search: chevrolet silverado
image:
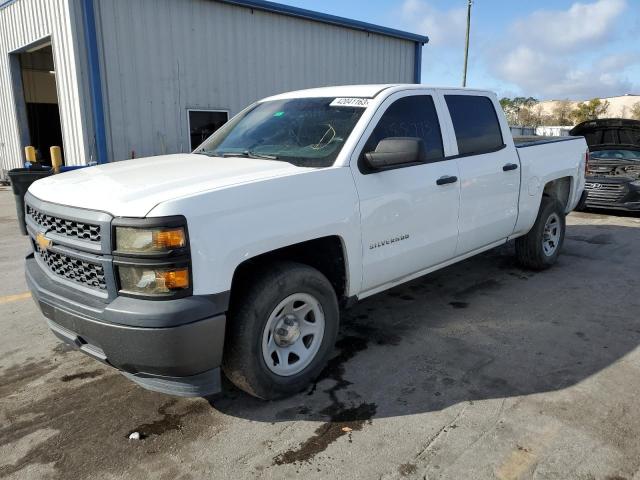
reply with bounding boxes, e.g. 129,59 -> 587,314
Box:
24,85 -> 588,399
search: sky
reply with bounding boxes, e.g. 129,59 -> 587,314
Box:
275,0 -> 640,100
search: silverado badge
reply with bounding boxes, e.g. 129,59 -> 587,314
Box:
369,234 -> 410,250
36,233 -> 52,251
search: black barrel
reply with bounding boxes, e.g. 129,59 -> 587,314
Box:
8,166 -> 52,235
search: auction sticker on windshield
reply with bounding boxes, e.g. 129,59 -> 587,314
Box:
330,98 -> 371,108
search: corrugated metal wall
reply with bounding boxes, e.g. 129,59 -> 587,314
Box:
95,0 -> 417,161
0,0 -> 93,172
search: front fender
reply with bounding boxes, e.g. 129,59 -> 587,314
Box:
148,167 -> 362,298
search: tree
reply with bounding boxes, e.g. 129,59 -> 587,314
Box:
551,100 -> 574,126
620,105 -> 627,119
631,102 -> 640,121
571,98 -> 610,124
518,103 -> 544,127
500,98 -> 518,125
499,97 -> 512,110
499,97 -> 539,126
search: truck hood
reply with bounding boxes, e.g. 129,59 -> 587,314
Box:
28,153 -> 308,217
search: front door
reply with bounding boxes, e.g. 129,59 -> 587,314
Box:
351,92 -> 461,293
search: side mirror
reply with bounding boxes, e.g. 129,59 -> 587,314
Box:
364,137 -> 425,170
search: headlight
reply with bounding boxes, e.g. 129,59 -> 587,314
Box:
113,217 -> 191,298
115,226 -> 186,254
118,265 -> 190,296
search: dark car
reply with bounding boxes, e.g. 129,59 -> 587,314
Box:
570,118 -> 640,211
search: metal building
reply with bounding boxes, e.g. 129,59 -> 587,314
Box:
0,0 -> 427,175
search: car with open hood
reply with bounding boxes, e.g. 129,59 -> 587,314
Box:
570,118 -> 640,211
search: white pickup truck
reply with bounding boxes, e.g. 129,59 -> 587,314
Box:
25,85 -> 588,399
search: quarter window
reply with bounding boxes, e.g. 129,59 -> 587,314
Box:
445,95 -> 504,156
362,95 -> 444,165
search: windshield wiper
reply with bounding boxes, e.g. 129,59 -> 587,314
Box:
219,150 -> 279,160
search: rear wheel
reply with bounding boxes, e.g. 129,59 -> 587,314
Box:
223,261 -> 339,399
515,196 -> 566,270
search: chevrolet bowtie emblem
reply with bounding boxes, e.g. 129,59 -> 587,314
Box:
36,232 -> 52,251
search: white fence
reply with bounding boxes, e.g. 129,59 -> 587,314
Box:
535,126 -> 572,137
510,126 -> 536,136
510,126 -> 573,137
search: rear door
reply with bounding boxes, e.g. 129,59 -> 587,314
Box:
438,92 -> 520,255
350,90 -> 460,293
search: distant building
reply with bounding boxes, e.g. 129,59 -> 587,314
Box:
0,0 -> 428,176
538,94 -> 640,121
510,126 -> 572,138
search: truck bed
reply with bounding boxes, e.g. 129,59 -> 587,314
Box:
513,136 -> 583,148
513,135 -> 586,229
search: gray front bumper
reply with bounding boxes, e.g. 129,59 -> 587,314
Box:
26,254 -> 227,397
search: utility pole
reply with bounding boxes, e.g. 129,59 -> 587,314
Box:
462,0 -> 473,87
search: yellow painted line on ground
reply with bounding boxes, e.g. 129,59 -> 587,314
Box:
0,292 -> 32,305
495,424 -> 560,480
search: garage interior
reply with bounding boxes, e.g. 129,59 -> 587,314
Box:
15,43 -> 63,166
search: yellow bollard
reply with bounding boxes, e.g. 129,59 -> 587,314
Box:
24,146 -> 36,164
50,146 -> 62,173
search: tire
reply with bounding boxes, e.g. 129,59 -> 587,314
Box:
573,202 -> 587,212
222,261 -> 339,399
515,195 -> 566,270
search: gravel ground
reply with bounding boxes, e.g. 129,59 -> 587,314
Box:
1,186 -> 639,480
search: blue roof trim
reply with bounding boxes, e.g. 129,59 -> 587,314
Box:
0,0 -> 17,9
216,0 -> 429,44
414,43 -> 422,83
81,0 -> 108,164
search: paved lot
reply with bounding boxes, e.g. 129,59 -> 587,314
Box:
1,186 -> 639,480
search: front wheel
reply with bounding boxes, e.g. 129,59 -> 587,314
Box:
223,261 -> 339,399
515,196 -> 566,270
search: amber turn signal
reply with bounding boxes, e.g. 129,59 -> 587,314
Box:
159,268 -> 190,290
116,226 -> 187,254
153,228 -> 186,250
118,265 -> 190,296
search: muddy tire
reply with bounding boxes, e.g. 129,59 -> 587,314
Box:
222,261 -> 339,400
515,195 -> 566,270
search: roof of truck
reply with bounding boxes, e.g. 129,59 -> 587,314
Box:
262,84 -> 493,101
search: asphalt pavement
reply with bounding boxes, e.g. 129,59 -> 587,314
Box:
1,186 -> 639,480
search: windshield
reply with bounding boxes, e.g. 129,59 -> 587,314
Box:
194,98 -> 367,168
590,149 -> 640,160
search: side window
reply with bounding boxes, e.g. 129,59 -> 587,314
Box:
445,95 -> 504,156
361,95 -> 444,165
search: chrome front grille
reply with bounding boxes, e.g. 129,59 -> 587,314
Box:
25,194 -> 114,299
26,204 -> 101,242
33,241 -> 107,291
584,182 -> 626,203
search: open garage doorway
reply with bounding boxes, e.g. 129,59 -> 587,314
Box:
13,43 -> 63,166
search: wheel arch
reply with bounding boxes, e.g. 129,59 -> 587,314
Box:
228,235 -> 350,307
542,176 -> 573,212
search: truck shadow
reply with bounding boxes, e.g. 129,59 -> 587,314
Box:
577,207 -> 640,219
210,221 -> 640,435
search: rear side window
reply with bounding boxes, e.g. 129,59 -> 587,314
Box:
363,95 -> 444,163
445,95 -> 504,156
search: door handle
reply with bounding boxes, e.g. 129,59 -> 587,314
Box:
436,175 -> 458,185
503,163 -> 518,171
